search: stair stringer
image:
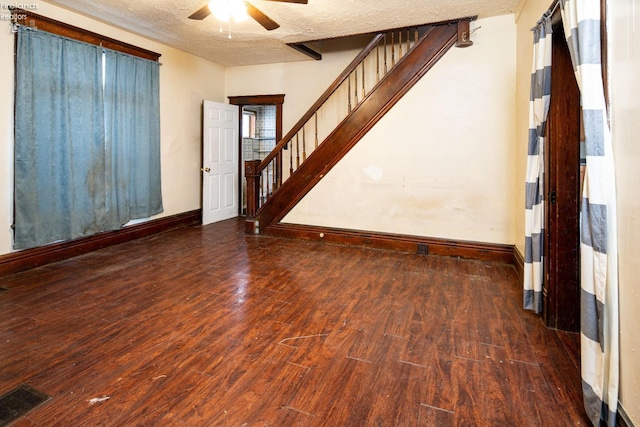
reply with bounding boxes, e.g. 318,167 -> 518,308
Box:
255,23 -> 459,234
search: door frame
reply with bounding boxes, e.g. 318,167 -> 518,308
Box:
228,94 -> 285,215
543,11 -> 582,331
543,0 -> 610,332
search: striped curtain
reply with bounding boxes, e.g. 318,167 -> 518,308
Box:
559,0 -> 619,425
523,13 -> 552,314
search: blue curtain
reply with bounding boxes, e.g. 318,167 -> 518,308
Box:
104,50 -> 163,225
14,28 -> 109,249
14,28 -> 163,250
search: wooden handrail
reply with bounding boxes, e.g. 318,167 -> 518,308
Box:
245,19 -> 475,234
257,32 -> 386,171
246,22 -> 468,222
246,26 -> 434,220
255,23 -> 460,232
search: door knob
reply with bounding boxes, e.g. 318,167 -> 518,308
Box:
201,167 -> 210,173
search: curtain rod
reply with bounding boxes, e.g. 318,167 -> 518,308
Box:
531,0 -> 561,30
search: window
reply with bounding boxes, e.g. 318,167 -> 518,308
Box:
12,11 -> 162,249
243,110 -> 257,138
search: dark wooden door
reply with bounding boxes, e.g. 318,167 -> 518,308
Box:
543,21 -> 581,331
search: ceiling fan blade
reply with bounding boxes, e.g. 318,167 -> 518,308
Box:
245,2 -> 280,31
188,4 -> 211,20
262,0 -> 308,3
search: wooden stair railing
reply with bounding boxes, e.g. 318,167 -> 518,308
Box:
246,19 -> 473,234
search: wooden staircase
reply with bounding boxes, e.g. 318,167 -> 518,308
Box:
245,19 -> 475,235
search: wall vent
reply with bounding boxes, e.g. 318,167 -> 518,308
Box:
0,384 -> 50,426
417,243 -> 429,255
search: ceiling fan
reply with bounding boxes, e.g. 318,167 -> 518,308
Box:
188,0 -> 308,31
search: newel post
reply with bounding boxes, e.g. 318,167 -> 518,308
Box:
455,20 -> 474,48
245,160 -> 261,229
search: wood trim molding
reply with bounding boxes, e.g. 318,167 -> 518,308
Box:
293,16 -> 478,46
513,245 -> 525,286
227,94 -> 285,215
0,210 -> 201,277
617,404 -> 635,427
265,222 -> 515,264
11,8 -> 161,61
287,42 -> 322,60
228,95 -> 285,106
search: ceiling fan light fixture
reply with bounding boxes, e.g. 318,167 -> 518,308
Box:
209,0 -> 249,23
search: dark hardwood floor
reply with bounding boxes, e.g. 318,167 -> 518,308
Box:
0,218 -> 588,426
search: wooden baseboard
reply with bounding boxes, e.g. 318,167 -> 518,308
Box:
513,246 -> 525,285
618,404 -> 636,427
0,210 -> 202,277
265,222 -> 515,264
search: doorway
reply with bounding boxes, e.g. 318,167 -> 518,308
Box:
228,95 -> 284,215
543,15 -> 582,332
241,105 -> 277,213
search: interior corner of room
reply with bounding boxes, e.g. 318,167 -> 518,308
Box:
0,0 -> 638,425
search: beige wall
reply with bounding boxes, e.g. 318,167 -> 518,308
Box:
609,1 -> 640,423
228,15 -> 517,245
515,0 -> 640,423
225,37 -> 371,133
285,15 -> 516,244
0,1 -> 226,256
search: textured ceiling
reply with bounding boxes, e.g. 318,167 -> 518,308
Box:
45,0 -> 519,67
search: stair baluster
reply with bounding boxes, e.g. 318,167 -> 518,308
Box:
302,126 -> 307,162
376,44 -> 380,83
361,61 -> 365,98
391,31 -> 395,67
244,21 -> 471,233
354,66 -> 358,105
384,33 -> 388,74
348,75 -> 352,112
289,139 -> 293,176
314,113 -> 318,149
295,134 -> 300,169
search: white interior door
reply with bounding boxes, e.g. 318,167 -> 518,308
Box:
202,100 -> 239,225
